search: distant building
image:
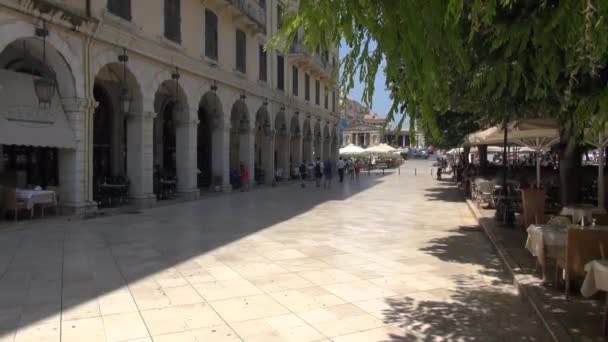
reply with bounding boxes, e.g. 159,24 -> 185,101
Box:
341,98 -> 409,148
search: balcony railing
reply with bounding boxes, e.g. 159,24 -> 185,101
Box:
226,0 -> 266,32
289,41 -> 333,78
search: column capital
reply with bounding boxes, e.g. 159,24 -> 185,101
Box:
126,111 -> 157,121
62,98 -> 97,113
176,119 -> 200,127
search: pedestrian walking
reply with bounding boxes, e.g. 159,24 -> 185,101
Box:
314,158 -> 322,187
323,159 -> 333,189
336,157 -> 346,183
299,160 -> 307,188
355,159 -> 362,179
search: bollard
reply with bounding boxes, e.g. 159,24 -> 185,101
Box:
382,168 -> 385,175
414,168 -> 417,176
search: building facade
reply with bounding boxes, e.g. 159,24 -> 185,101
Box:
341,98 -> 409,148
0,0 -> 340,213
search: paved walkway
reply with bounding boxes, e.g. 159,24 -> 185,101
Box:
0,160 -> 550,342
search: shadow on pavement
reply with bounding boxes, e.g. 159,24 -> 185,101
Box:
0,173 -> 391,338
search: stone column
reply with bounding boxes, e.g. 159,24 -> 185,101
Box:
176,116 -> 199,199
263,131 -> 275,185
241,128 -> 256,186
211,120 -> 231,191
363,133 -> 367,146
126,111 -> 156,206
291,134 -> 303,167
279,133 -> 291,180
59,98 -> 97,214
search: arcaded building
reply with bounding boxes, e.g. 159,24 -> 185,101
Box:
0,0 -> 340,213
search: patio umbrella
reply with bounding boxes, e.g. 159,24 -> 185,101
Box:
339,144 -> 365,154
585,128 -> 608,210
466,119 -> 560,188
366,143 -> 396,153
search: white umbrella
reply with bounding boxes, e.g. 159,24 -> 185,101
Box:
339,144 -> 365,154
467,119 -> 560,187
366,143 -> 396,153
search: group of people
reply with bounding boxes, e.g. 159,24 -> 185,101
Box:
298,157 -> 363,189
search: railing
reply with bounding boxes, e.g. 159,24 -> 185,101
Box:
289,41 -> 332,73
227,0 -> 266,31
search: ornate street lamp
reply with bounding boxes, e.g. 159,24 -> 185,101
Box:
118,48 -> 132,113
33,22 -> 56,109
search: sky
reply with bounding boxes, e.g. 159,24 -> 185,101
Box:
339,40 -> 407,129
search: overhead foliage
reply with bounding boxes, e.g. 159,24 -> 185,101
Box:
270,0 -> 608,140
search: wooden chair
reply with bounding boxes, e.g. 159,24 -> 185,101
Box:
3,188 -> 31,221
521,189 -> 546,228
556,228 -> 608,298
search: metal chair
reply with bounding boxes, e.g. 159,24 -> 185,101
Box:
4,188 -> 31,221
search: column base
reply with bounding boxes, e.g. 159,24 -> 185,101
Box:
178,189 -> 200,200
129,194 -> 157,208
60,201 -> 98,216
209,184 -> 232,192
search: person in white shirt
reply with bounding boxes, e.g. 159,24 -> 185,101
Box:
336,157 -> 346,183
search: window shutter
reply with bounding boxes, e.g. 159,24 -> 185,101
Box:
292,66 -> 298,96
108,0 -> 131,21
277,54 -> 284,90
305,74 -> 310,101
324,86 -> 328,109
205,10 -> 218,60
236,30 -> 246,73
259,45 -> 267,82
315,80 -> 320,105
165,0 -> 181,43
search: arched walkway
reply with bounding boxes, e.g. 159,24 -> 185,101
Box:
313,121 -> 322,161
152,76 -> 189,199
302,118 -> 313,162
274,110 -> 290,181
254,106 -> 272,184
290,115 -> 302,170
198,91 -> 222,189
322,125 -> 330,161
0,35 -> 87,210
229,99 -> 252,189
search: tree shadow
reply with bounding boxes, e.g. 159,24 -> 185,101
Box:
0,175 -> 389,339
382,284 -> 553,341
424,187 -> 466,202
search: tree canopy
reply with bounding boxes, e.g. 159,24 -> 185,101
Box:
272,0 -> 608,143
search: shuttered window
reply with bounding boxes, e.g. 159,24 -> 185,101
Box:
236,30 -> 247,73
277,54 -> 285,91
204,10 -> 218,60
324,86 -> 328,109
332,91 -> 336,112
108,0 -> 131,21
292,66 -> 298,96
315,80 -> 320,105
277,4 -> 283,30
164,0 -> 181,43
259,45 -> 267,82
304,73 -> 310,101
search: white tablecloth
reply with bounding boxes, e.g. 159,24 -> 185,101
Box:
561,205 -> 605,225
582,260 -> 608,298
15,189 -> 56,210
525,224 -> 568,266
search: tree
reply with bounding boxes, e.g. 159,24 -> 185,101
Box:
273,0 -> 608,204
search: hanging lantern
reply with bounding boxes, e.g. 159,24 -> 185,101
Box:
118,48 -> 132,113
171,67 -> 182,117
34,23 -> 56,109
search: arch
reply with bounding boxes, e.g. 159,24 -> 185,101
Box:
313,120 -> 322,160
198,90 -> 224,189
0,20 -> 83,99
302,117 -> 313,162
273,109 -> 290,180
229,99 -> 251,182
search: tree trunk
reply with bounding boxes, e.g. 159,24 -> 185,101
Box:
478,145 -> 488,174
558,121 -> 582,205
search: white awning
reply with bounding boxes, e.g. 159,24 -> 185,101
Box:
0,69 -> 76,149
340,144 -> 365,154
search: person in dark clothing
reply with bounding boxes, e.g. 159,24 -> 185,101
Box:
314,158 -> 322,188
323,159 -> 333,189
299,161 -> 307,188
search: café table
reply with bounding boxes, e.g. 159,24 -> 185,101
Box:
581,260 -> 608,336
561,204 -> 605,225
15,189 -> 56,211
526,224 -> 568,280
